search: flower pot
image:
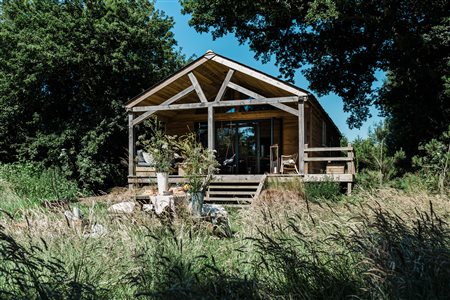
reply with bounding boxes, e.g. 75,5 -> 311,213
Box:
191,191 -> 204,217
156,172 -> 169,195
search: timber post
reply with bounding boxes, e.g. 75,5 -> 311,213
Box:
208,106 -> 215,150
128,112 -> 135,189
298,96 -> 306,174
347,143 -> 354,195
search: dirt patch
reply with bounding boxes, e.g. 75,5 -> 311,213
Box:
78,187 -> 137,206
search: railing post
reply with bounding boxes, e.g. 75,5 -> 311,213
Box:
208,106 -> 215,150
347,143 -> 354,195
298,96 -> 306,174
128,112 -> 135,190
347,143 -> 354,174
304,144 -> 309,174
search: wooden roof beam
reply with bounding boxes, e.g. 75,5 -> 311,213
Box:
126,57 -> 208,108
131,96 -> 299,112
214,69 -> 234,102
131,85 -> 195,126
227,81 -> 299,116
188,72 -> 207,103
210,55 -> 308,97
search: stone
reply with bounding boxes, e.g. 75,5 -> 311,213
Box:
64,207 -> 86,232
202,204 -> 232,238
84,224 -> 107,238
108,201 -> 135,214
150,195 -> 175,215
142,203 -> 153,212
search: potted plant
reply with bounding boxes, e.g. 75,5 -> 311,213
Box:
138,118 -> 177,195
178,133 -> 219,217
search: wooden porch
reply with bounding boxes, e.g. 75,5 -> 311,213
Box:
129,145 -> 355,205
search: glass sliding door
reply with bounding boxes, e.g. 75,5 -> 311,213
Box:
196,118 -> 281,174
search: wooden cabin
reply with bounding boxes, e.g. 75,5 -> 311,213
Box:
126,51 -> 355,203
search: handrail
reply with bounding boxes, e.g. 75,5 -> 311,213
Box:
304,157 -> 353,162
303,144 -> 355,175
304,146 -> 353,152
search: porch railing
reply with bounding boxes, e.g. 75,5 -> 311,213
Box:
303,144 -> 355,175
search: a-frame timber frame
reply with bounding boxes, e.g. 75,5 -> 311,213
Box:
126,50 -> 354,195
126,51 -> 308,178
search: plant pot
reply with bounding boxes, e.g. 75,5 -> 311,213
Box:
156,172 -> 169,195
191,191 -> 204,217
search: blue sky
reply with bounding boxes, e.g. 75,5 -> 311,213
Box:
155,1 -> 384,140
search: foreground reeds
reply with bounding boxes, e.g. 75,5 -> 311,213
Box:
0,187 -> 449,299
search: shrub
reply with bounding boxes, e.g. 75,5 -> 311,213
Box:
0,162 -> 80,209
304,180 -> 341,202
412,125 -> 450,194
353,122 -> 405,188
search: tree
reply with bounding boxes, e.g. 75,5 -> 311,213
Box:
0,0 -> 185,189
181,0 -> 450,158
353,122 -> 405,188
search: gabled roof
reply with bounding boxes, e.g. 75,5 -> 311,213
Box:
125,50 -> 308,109
125,50 -> 340,136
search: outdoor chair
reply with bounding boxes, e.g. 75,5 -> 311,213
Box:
280,154 -> 299,174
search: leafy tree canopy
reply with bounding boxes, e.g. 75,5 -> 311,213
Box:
181,0 -> 450,157
0,0 -> 185,189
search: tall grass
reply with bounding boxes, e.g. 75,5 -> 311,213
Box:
0,188 -> 449,299
0,163 -> 80,212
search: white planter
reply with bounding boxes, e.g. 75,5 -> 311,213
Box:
156,172 -> 169,195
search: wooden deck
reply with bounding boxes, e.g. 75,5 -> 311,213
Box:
129,145 -> 356,205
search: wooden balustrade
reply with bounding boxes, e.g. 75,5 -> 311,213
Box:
303,144 -> 355,175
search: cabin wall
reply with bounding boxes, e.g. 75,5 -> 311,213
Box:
306,100 -> 341,173
161,102 -> 340,174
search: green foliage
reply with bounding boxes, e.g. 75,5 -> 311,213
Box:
177,132 -> 219,192
304,180 -> 341,202
137,118 -> 178,173
0,0 -> 185,190
353,122 -> 405,188
0,226 -> 104,299
181,0 -> 450,159
347,205 -> 450,299
0,163 -> 80,210
412,125 -> 450,194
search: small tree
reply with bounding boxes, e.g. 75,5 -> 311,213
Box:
412,126 -> 450,194
354,122 -> 405,187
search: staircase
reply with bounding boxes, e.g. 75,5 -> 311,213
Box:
205,174 -> 266,206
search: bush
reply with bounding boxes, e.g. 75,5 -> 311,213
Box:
304,180 -> 341,201
0,162 -> 80,208
412,125 -> 450,194
353,122 -> 405,188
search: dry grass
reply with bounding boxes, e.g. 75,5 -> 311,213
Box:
1,186 -> 449,299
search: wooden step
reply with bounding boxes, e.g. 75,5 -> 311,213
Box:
208,190 -> 256,195
208,185 -> 259,189
204,174 -> 267,205
204,197 -> 253,203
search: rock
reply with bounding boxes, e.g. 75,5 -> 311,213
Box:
150,195 -> 175,215
108,201 -> 135,214
202,204 -> 232,238
84,224 -> 107,238
142,203 -> 153,212
64,207 -> 86,232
